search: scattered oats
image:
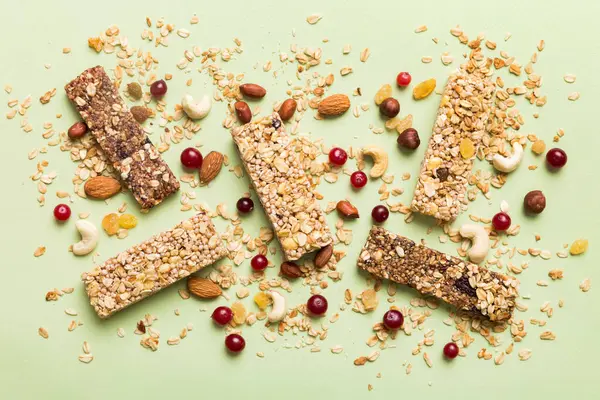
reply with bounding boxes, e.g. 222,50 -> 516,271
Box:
82,341 -> 91,354
38,327 -> 49,339
117,328 -> 125,338
167,337 -> 181,346
540,331 -> 556,340
563,74 -> 576,83
548,269 -> 564,280
423,352 -> 432,368
494,352 -> 505,365
568,92 -> 580,101
190,15 -> 199,24
256,352 -> 264,358
505,33 -> 512,41
414,25 -> 428,33
331,345 -> 344,354
537,40 -> 545,51
62,48 -> 71,54
34,246 -> 46,257
342,44 -> 351,54
236,287 -> 250,299
178,289 -> 190,300
360,48 -> 371,62
177,29 -> 190,38
421,56 -> 433,63
64,308 -> 78,316
68,320 -> 77,331
518,349 -> 532,361
580,278 -> 591,292
263,331 -> 276,343
4,85 -> 12,93
406,363 -> 412,375
78,354 -> 93,363
441,53 -> 453,65
306,14 -> 322,25
340,66 -> 353,76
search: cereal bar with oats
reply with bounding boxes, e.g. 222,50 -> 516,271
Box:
231,113 -> 333,261
410,72 -> 495,221
357,226 -> 518,321
81,212 -> 227,318
65,65 -> 179,208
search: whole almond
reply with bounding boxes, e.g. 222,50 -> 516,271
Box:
336,200 -> 359,218
239,83 -> 266,99
278,98 -> 297,121
234,101 -> 252,123
187,276 -> 222,298
318,94 -> 350,116
84,176 -> 121,199
280,261 -> 302,279
314,244 -> 333,268
199,151 -> 224,184
68,121 -> 88,139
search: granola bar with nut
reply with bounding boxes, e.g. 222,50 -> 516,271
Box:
357,226 -> 518,322
231,113 -> 333,260
65,66 -> 179,208
81,212 -> 227,318
410,72 -> 495,221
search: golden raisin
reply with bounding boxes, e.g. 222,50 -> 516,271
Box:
374,84 -> 392,105
118,214 -> 138,229
569,239 -> 588,255
361,289 -> 379,311
254,292 -> 271,310
412,79 -> 436,100
531,140 -> 546,155
459,138 -> 475,159
231,301 -> 247,325
102,213 -> 119,236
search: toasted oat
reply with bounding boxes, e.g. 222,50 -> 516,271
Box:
540,331 -> 556,340
580,278 -> 591,292
38,327 -> 49,339
306,14 -> 322,25
414,25 -> 428,33
421,56 -> 433,63
563,74 -> 576,83
518,349 -> 532,361
568,92 -> 580,101
34,246 -> 46,257
360,48 -> 371,62
78,354 -> 94,363
423,352 -> 433,368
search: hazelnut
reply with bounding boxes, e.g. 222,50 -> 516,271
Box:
379,97 -> 400,118
397,128 -> 420,150
524,190 -> 546,214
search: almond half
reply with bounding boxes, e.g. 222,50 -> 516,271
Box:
84,176 -> 121,199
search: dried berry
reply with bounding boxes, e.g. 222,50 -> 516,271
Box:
412,78 -> 436,100
397,128 -> 420,150
131,106 -> 151,123
127,82 -> 143,100
374,84 -> 392,105
231,302 -> 247,325
524,190 -> 546,214
459,138 -> 475,159
436,167 -> 449,182
102,213 -> 120,236
379,98 -> 400,118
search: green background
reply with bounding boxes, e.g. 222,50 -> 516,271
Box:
1,0 -> 598,398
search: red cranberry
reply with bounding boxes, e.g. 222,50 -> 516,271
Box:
236,197 -> 254,214
383,309 -> 404,330
150,79 -> 167,98
211,306 -> 233,326
546,148 -> 567,168
492,212 -> 511,231
443,342 -> 459,359
396,72 -> 412,87
180,147 -> 203,169
251,254 -> 268,271
53,204 -> 71,221
307,294 -> 328,315
371,205 -> 389,223
350,171 -> 368,189
329,147 -> 348,166
225,333 -> 245,353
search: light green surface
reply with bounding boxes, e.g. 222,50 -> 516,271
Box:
1,0 -> 599,398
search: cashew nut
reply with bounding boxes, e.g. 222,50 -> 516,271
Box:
267,290 -> 287,323
181,94 -> 211,120
362,146 -> 388,178
72,220 -> 99,256
459,224 -> 489,264
492,142 -> 523,173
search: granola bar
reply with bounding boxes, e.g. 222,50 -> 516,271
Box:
65,66 -> 179,208
231,113 -> 333,260
81,213 -> 227,318
410,72 -> 495,221
357,226 -> 518,321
